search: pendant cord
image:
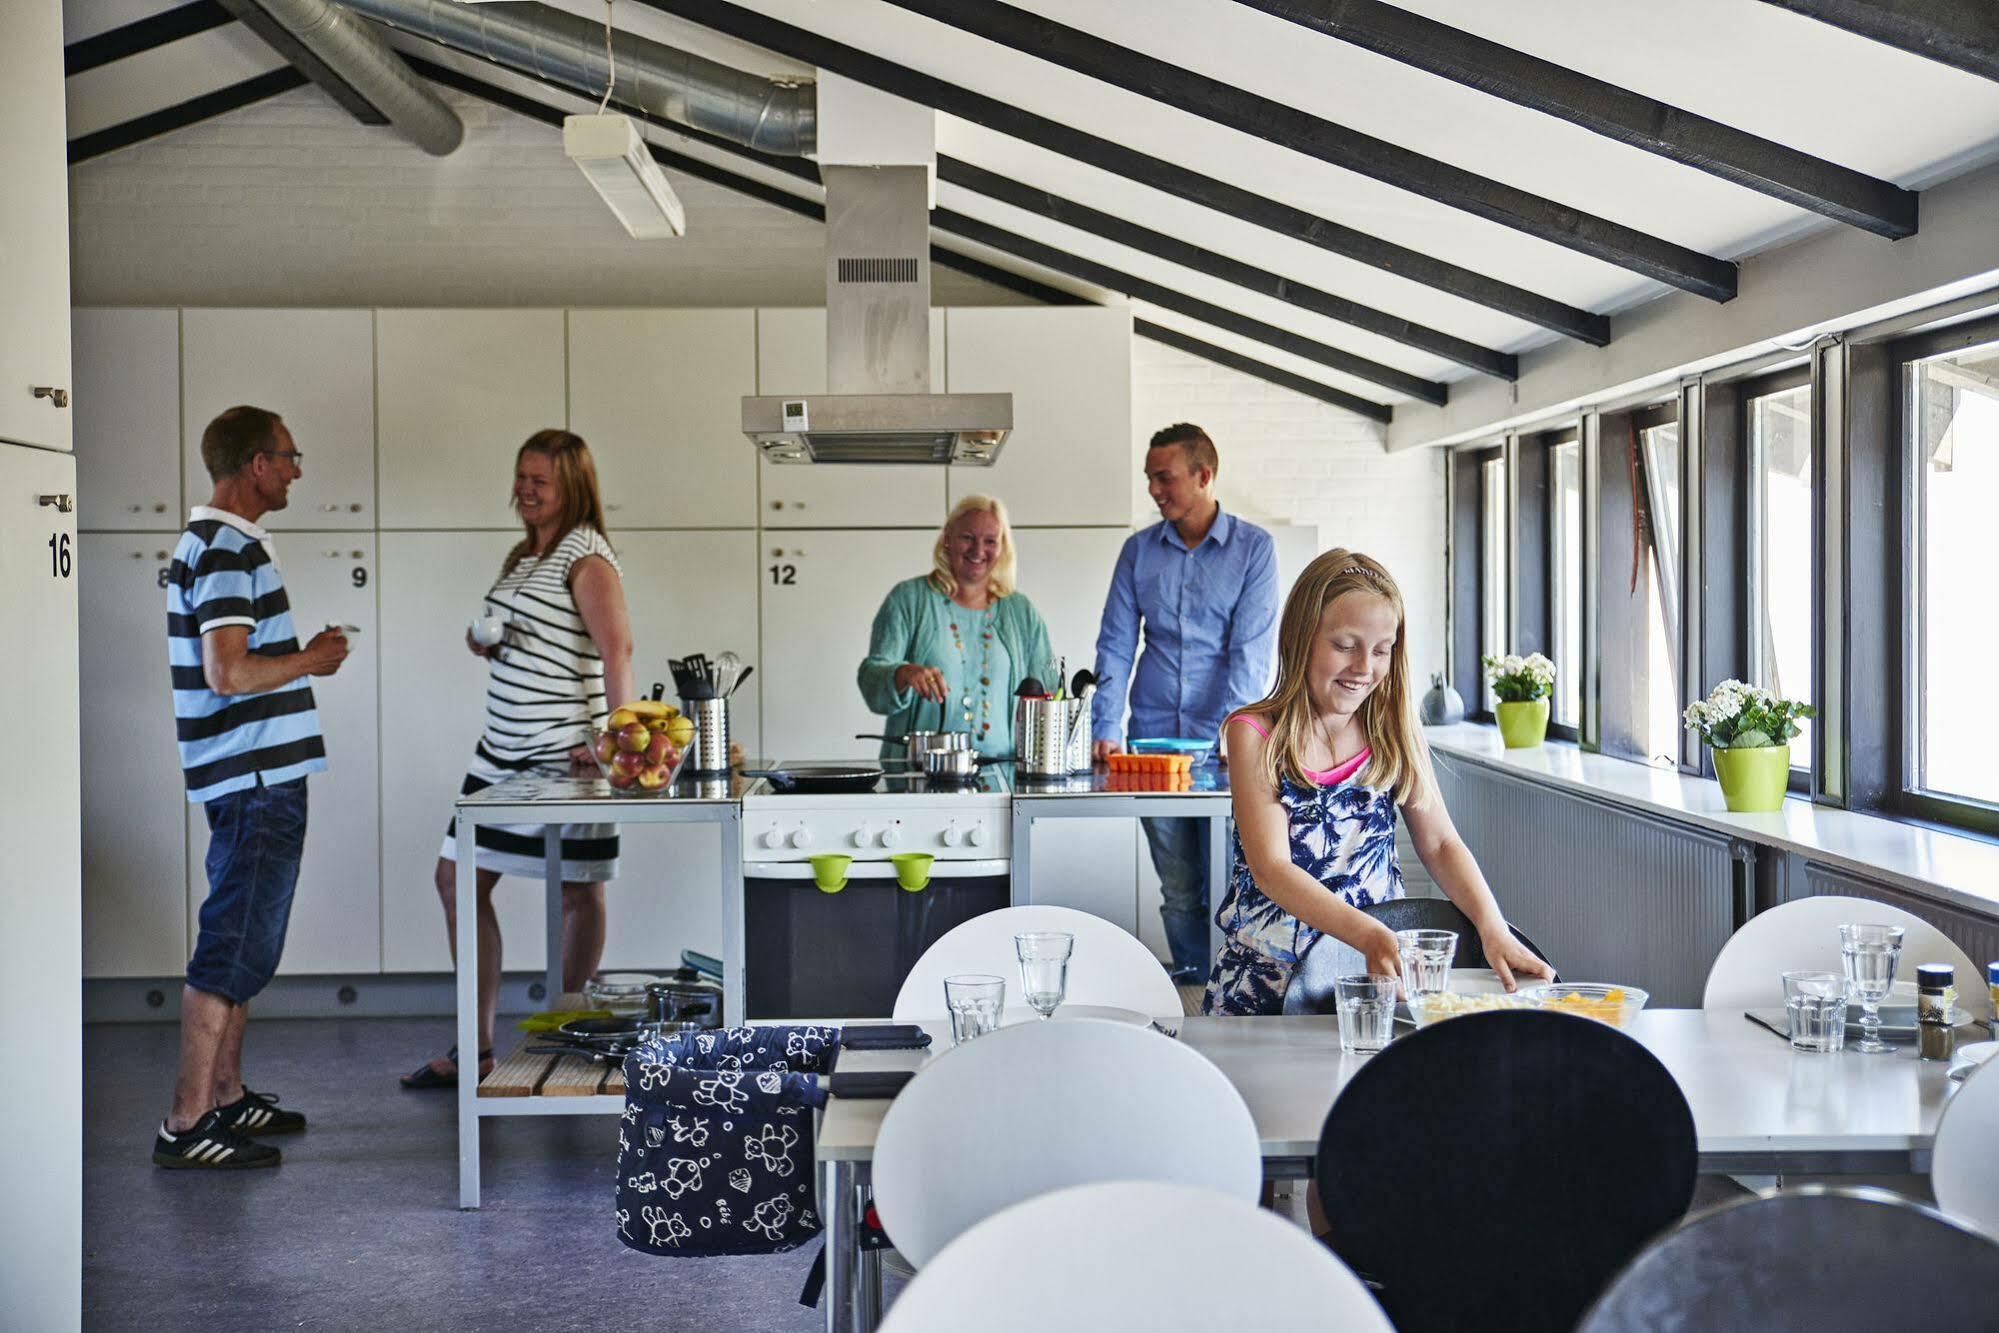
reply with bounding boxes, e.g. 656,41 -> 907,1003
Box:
597,0 -> 616,115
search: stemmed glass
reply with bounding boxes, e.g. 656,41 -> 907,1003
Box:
1014,932 -> 1074,1019
1839,923 -> 1905,1054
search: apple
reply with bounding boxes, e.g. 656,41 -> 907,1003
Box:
617,722 -> 651,753
607,707 -> 640,732
636,765 -> 670,791
663,715 -> 696,748
607,766 -> 637,789
644,733 -> 674,766
593,732 -> 619,766
612,749 -> 645,778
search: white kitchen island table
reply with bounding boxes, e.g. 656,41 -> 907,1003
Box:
813,1008 -> 1967,1333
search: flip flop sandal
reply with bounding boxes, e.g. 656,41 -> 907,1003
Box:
398,1045 -> 494,1090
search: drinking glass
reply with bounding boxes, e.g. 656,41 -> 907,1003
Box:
1014,932 -> 1074,1019
1839,923 -> 1905,1054
1395,929 -> 1458,998
943,974 -> 1005,1044
1334,974 -> 1399,1054
1782,970 -> 1847,1053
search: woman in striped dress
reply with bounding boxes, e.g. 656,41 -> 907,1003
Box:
402,430 -> 641,1089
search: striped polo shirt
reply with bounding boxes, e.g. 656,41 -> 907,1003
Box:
167,506 -> 327,804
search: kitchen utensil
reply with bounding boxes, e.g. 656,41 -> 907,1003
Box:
1055,656 -> 1066,700
1015,931 -> 1074,1019
890,851 -> 934,891
644,970 -> 723,1030
857,728 -> 972,766
739,764 -> 884,794
727,664 -> 754,697
1015,675 -> 1047,698
582,973 -> 662,1015
469,614 -> 507,646
1015,695 -> 1090,774
808,853 -> 853,892
685,697 -> 730,776
1070,667 -> 1096,695
923,747 -> 981,781
1131,737 -> 1218,765
716,650 -> 742,696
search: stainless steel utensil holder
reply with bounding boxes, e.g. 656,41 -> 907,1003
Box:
686,697 -> 730,776
1015,696 -> 1089,775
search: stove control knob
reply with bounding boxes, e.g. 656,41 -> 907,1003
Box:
851,828 -> 871,849
968,824 -> 989,847
941,825 -> 963,847
789,827 -> 815,849
761,827 -> 784,849
878,826 -> 902,848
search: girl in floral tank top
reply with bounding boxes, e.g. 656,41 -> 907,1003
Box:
1205,550 -> 1553,1017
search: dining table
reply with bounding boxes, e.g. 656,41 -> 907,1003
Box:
812,1008 -> 1969,1333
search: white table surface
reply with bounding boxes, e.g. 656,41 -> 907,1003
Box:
818,1010 -> 1965,1164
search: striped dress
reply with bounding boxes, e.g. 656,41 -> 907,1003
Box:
440,526 -> 623,881
166,507 -> 327,803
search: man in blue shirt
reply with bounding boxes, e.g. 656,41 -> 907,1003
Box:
153,406 -> 349,1171
1092,424 -> 1280,984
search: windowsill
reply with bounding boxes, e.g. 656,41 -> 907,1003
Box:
1424,722 -> 1999,919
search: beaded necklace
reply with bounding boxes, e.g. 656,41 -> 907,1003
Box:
945,595 -> 997,740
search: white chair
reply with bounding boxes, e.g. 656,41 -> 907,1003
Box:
879,1180 -> 1394,1333
870,1018 -> 1261,1269
892,904 -> 1184,1019
1933,1057 -> 1999,1241
1701,894 -> 1993,1020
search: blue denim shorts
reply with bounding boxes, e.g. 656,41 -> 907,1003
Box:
186,779 -> 308,1004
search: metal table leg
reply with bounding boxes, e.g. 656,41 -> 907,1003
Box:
720,807 -> 745,1026
543,825 -> 563,1004
1009,805 -> 1034,905
822,1157 -> 858,1333
1207,812 -> 1230,970
456,811 -> 481,1210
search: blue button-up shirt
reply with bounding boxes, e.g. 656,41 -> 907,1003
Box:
1091,507 -> 1280,745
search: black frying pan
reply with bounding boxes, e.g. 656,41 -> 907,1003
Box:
739,764 -> 885,794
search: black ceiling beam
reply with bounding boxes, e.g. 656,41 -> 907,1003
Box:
65,0 -> 231,75
1232,0 -> 1916,239
872,0 -> 1737,301
406,57 -> 1385,418
939,156 -> 1513,380
212,0 -> 391,126
68,67 -> 308,164
1759,0 -> 1999,84
638,0 -> 1607,346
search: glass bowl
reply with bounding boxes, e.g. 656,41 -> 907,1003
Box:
583,973 -> 663,1015
590,707 -> 696,796
1522,982 -> 1650,1028
1406,990 -> 1538,1027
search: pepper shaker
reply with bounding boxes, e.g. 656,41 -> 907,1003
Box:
1916,964 -> 1955,1062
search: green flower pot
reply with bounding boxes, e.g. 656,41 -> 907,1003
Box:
1712,744 -> 1790,812
1496,697 -> 1549,748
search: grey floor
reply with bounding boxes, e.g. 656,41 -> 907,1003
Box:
84,1015 -> 853,1331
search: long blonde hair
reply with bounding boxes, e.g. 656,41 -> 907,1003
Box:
1244,549 -> 1438,809
928,494 -> 1018,599
503,429 -> 611,574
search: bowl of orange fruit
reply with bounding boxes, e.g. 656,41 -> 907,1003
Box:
1521,982 -> 1649,1028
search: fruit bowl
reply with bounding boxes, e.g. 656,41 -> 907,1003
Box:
1522,982 -> 1649,1028
1406,990 -> 1538,1027
590,702 -> 697,796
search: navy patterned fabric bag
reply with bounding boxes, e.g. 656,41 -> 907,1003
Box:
616,1025 -> 837,1257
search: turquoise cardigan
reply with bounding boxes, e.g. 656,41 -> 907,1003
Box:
858,576 -> 1055,759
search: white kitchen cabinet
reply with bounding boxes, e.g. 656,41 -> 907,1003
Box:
1007,526 -> 1131,678
755,308 -> 948,529
181,309 -> 376,531
568,309 -> 758,529
597,531 -> 759,970
759,527 -> 939,760
79,534 -> 190,977
0,2 -> 72,455
185,537 -> 382,974
0,443 -> 81,1333
377,310 -> 566,529
946,307 -> 1132,527
72,309 -> 181,531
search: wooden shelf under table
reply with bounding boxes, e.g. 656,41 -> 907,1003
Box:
477,993 -> 629,1099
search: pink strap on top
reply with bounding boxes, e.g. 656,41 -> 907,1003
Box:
1226,714 -> 1371,786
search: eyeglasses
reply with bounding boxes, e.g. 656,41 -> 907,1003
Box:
259,449 -> 304,465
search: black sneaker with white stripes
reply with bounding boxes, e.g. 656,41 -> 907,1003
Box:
152,1110 -> 281,1170
215,1087 -> 306,1136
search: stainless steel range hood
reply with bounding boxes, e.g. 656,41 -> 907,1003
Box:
743,165 -> 1012,465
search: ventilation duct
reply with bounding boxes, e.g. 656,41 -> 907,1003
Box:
218,0 -> 464,155
338,0 -> 816,156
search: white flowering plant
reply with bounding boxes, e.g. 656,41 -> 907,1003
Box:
1682,679 -> 1815,749
1481,652 -> 1556,704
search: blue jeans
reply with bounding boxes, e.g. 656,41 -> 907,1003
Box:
186,779 -> 308,1004
1141,816 -> 1212,979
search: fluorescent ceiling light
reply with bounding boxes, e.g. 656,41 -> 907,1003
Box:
562,113 -> 686,240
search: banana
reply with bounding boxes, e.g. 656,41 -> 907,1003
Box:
626,699 -> 678,722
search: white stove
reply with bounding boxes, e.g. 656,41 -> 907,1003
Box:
741,761 -> 1011,861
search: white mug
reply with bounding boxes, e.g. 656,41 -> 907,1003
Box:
469,614 -> 507,646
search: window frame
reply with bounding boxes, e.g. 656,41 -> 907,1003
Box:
1737,364 -> 1816,794
1542,429 -> 1584,740
1475,446 -> 1509,720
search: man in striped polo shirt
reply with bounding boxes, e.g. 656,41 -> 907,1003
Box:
153,406 -> 350,1171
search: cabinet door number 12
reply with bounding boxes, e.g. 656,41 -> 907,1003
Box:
769,563 -> 797,586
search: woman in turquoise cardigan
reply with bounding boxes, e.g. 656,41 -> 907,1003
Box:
859,495 -> 1056,760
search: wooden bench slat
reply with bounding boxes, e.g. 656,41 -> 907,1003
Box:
542,1055 -> 611,1096
480,1043 -> 556,1097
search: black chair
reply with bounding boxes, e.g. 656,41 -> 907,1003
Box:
1315,1009 -> 1695,1333
1282,897 -> 1554,1015
1578,1188 -> 1999,1331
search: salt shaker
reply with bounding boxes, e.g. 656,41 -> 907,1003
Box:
1915,964 -> 1955,1062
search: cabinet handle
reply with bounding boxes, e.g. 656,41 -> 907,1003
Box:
31,386 -> 69,409
154,502 -> 167,513
349,503 -> 363,512
320,504 -> 339,513
771,500 -> 784,510
156,551 -> 169,561
37,494 -> 74,512
607,502 -> 624,512
325,550 -> 342,558
128,504 -> 143,513
350,550 -> 363,559
770,548 -> 784,558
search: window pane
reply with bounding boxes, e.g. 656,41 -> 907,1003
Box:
1911,345 -> 1999,806
1641,422 -> 1681,624
1480,456 -> 1508,712
1550,442 -> 1581,725
1638,419 -> 1682,761
1645,555 -> 1678,764
1749,385 -> 1814,768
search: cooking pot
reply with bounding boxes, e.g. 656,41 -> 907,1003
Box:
646,968 -> 724,1030
855,728 -> 972,766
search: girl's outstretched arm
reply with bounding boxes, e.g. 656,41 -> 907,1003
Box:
1401,794 -> 1556,991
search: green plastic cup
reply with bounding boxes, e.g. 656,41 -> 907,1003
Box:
808,853 -> 852,893
890,852 -> 934,892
